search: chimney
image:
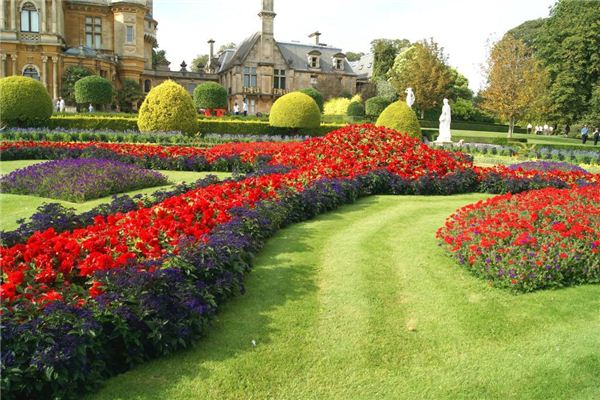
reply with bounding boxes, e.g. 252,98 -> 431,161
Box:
309,31 -> 321,45
259,0 -> 276,37
207,39 -> 215,71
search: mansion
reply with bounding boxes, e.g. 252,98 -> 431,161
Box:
0,0 -> 373,113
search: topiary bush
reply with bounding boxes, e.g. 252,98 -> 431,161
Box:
299,88 -> 324,112
365,96 -> 391,118
323,97 -> 352,116
193,82 -> 228,110
138,80 -> 198,134
0,76 -> 53,127
347,101 -> 365,117
74,75 -> 113,106
269,92 -> 321,129
375,101 -> 422,138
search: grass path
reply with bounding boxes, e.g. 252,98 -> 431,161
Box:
88,195 -> 600,400
0,160 -> 230,230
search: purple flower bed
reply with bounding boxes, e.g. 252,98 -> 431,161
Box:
0,159 -> 169,202
507,161 -> 589,174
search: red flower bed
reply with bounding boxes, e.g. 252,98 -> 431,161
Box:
436,185 -> 600,291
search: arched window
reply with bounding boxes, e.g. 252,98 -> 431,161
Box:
144,79 -> 151,92
20,3 -> 39,33
23,65 -> 40,80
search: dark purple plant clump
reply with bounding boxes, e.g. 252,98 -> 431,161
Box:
508,161 -> 589,174
0,159 -> 169,202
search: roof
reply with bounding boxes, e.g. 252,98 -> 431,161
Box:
63,46 -> 114,61
349,53 -> 374,80
276,42 -> 355,74
218,32 -> 261,72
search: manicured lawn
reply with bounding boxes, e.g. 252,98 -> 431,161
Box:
87,194 -> 600,400
451,129 -> 596,148
0,160 -> 231,231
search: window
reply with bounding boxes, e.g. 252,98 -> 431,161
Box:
310,57 -> 318,68
100,70 -> 107,78
20,3 -> 39,32
85,17 -> 102,48
126,26 -> 134,43
243,67 -> 257,88
310,75 -> 318,85
274,69 -> 286,90
23,65 -> 40,80
336,59 -> 343,70
144,79 -> 152,92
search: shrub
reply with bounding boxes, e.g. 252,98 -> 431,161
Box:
138,80 -> 198,134
365,97 -> 391,118
74,75 -> 113,106
0,76 -> 53,127
323,97 -> 351,115
193,82 -> 228,110
61,65 -> 93,104
375,101 -> 422,138
269,92 -> 321,129
299,88 -> 324,112
347,101 -> 365,117
116,79 -> 144,112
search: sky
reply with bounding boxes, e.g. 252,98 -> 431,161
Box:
154,0 -> 556,92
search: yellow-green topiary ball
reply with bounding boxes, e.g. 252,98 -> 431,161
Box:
269,92 -> 321,129
138,80 -> 197,134
375,101 -> 422,138
0,76 -> 53,127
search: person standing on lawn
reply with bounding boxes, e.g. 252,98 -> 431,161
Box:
233,102 -> 239,115
527,123 -> 532,134
593,127 -> 599,146
243,99 -> 248,116
581,125 -> 589,144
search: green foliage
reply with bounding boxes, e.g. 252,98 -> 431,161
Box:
365,97 -> 391,118
198,120 -> 342,137
375,79 -> 399,102
299,88 -> 324,112
49,115 -> 138,131
193,82 -> 228,110
269,92 -> 321,129
191,54 -> 209,72
447,68 -> 473,101
61,66 -> 93,104
74,75 -> 113,105
507,18 -> 546,51
324,97 -> 352,116
370,38 -> 411,80
0,76 -> 53,127
584,84 -> 600,127
345,51 -> 364,62
116,79 -> 144,113
152,48 -> 169,69
346,101 -> 365,117
375,101 -> 422,138
138,80 -> 198,134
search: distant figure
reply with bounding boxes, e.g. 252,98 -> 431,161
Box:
527,123 -> 532,134
243,99 -> 248,116
405,88 -> 415,109
564,124 -> 570,137
543,124 -> 549,134
59,97 -> 65,113
549,126 -> 554,135
55,99 -> 60,113
233,102 -> 239,115
581,125 -> 589,144
593,127 -> 599,146
435,98 -> 452,143
88,103 -> 94,113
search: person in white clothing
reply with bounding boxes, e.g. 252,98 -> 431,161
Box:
59,97 -> 66,113
233,102 -> 239,115
88,104 -> 94,113
527,123 -> 532,134
243,99 -> 248,116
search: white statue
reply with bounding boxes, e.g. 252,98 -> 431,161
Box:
436,98 -> 452,143
405,87 -> 415,109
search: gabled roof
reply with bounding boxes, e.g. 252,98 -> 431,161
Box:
276,42 -> 355,74
218,32 -> 261,72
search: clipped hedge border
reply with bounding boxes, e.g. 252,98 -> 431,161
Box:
419,119 -> 527,134
0,129 -> 201,145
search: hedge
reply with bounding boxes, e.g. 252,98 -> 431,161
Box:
419,119 -> 527,134
193,82 -> 228,110
269,92 -> 321,129
0,76 -> 53,127
138,81 -> 198,134
74,76 -> 113,105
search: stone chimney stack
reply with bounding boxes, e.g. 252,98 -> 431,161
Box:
259,0 -> 275,37
207,39 -> 215,70
309,31 -> 321,45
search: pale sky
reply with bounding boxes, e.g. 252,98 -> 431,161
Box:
154,0 -> 555,92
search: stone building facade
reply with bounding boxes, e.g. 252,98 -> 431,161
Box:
0,0 -> 216,102
214,0 -> 358,114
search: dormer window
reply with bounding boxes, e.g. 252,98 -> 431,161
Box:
332,53 -> 346,71
307,50 -> 322,69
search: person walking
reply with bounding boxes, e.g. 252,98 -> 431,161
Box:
243,99 -> 248,116
59,97 -> 66,113
564,124 -> 570,137
593,127 -> 599,146
88,103 -> 94,113
581,125 -> 589,144
55,99 -> 60,113
233,102 -> 239,115
527,123 -> 532,134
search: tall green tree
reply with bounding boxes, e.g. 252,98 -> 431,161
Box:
536,0 -> 600,123
61,66 -> 93,104
191,54 -> 209,72
346,52 -> 365,62
447,67 -> 473,101
370,38 -> 410,80
480,35 -> 550,137
152,48 -> 169,68
388,39 -> 452,118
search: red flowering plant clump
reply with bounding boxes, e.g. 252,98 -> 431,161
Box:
436,185 -> 600,292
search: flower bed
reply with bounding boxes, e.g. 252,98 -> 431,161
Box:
506,160 -> 589,174
0,159 -> 169,202
437,185 -> 600,292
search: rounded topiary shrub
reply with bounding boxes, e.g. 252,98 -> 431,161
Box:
269,92 -> 321,129
74,75 -> 113,105
299,87 -> 324,112
0,76 -> 53,127
138,80 -> 197,134
375,101 -> 421,138
193,82 -> 228,110
347,101 -> 365,117
365,96 -> 391,118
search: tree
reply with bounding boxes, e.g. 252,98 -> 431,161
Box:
447,67 -> 473,101
315,76 -> 345,100
219,42 -> 237,53
507,18 -> 546,51
74,75 -> 113,108
193,82 -> 228,110
61,66 -> 93,104
346,51 -> 364,62
116,79 -> 144,113
375,79 -> 398,103
480,35 -> 550,137
152,48 -> 169,69
388,39 -> 452,119
370,38 -> 410,80
191,54 -> 209,72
